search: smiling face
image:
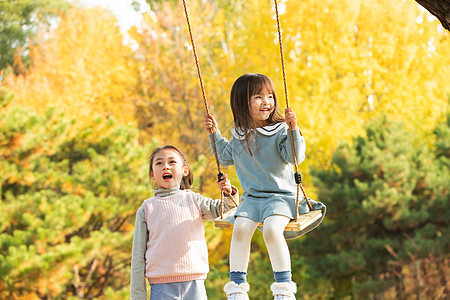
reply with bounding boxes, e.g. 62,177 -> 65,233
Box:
230,74 -> 283,131
150,148 -> 189,189
249,88 -> 275,127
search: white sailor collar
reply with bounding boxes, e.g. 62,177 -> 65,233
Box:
231,122 -> 287,140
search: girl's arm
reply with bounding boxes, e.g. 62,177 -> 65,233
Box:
204,113 -> 235,166
196,188 -> 239,221
280,108 -> 306,164
196,175 -> 240,221
130,206 -> 148,300
279,128 -> 306,165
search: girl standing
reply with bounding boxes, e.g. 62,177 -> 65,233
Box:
204,74 -> 325,300
130,145 -> 239,300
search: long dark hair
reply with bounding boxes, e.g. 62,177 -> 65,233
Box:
148,145 -> 193,190
230,73 -> 284,155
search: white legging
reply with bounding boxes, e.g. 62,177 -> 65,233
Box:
229,215 -> 291,272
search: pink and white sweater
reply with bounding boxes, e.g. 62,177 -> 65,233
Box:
144,189 -> 209,283
130,186 -> 238,299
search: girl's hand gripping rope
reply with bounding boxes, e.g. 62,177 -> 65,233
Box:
204,113 -> 218,133
217,173 -> 238,206
285,108 -> 298,130
217,173 -> 232,195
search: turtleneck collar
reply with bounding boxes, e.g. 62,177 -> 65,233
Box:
154,185 -> 182,198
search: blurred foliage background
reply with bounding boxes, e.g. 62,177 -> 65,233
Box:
0,0 -> 448,299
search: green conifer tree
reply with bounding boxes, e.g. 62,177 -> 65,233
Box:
296,115 -> 449,299
0,89 -> 152,299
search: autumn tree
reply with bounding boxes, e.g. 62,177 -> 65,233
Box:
0,0 -> 69,74
137,0 -> 450,188
132,0 -> 247,198
4,5 -> 138,125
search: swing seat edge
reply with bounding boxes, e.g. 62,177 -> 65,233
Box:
214,210 -> 322,231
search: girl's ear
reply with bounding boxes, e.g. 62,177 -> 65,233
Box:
182,165 -> 189,176
149,171 -> 154,179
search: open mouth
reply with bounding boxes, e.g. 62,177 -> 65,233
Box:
162,174 -> 173,180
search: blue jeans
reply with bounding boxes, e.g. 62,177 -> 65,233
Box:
150,280 -> 208,300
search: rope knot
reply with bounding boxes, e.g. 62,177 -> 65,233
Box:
294,172 -> 302,184
217,172 -> 224,182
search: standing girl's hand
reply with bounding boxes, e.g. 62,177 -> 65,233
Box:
204,113 -> 218,133
285,108 -> 298,130
217,173 -> 234,195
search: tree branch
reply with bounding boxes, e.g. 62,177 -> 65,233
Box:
415,0 -> 450,31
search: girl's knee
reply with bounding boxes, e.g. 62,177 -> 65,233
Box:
262,222 -> 285,243
263,227 -> 281,242
233,219 -> 256,242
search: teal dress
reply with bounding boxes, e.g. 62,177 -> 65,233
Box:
209,122 -> 326,239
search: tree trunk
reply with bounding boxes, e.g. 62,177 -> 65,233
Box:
415,0 -> 450,31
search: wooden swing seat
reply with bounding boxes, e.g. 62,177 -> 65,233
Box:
214,209 -> 322,231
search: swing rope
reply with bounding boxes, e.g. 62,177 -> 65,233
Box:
181,0 -> 313,222
181,0 -> 236,217
273,0 -> 313,218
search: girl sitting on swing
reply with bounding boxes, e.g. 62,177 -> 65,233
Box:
204,73 -> 325,300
